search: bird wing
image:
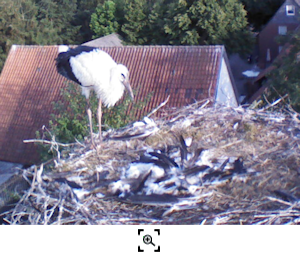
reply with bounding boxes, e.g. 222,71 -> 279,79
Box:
68,48 -> 117,88
56,46 -> 98,85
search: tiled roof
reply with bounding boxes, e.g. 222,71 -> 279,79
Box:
107,45 -> 225,114
0,45 -> 67,165
0,45 -> 230,165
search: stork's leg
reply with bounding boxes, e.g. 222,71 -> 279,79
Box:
97,99 -> 102,142
86,99 -> 96,148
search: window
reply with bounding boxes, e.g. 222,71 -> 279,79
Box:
286,5 -> 295,16
278,25 -> 287,35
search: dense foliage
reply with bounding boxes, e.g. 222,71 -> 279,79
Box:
0,0 -> 84,69
90,1 -> 119,38
90,0 -> 254,55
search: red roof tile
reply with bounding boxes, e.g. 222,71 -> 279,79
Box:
0,45 -> 234,165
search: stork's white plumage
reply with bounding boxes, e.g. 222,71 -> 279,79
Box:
56,45 -> 134,147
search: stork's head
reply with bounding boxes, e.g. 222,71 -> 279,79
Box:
116,64 -> 134,101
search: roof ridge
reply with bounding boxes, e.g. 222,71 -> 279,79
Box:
11,44 -> 224,48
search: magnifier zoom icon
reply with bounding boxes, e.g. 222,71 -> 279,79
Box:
143,234 -> 155,247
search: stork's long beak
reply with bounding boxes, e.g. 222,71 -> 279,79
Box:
124,80 -> 134,101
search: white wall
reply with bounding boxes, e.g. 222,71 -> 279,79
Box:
216,57 -> 238,107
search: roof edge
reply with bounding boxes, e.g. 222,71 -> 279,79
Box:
9,44 -> 225,49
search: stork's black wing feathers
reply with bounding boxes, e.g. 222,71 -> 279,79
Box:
56,46 -> 97,85
149,152 -> 179,168
54,178 -> 82,189
179,135 -> 188,166
135,155 -> 170,170
183,165 -> 210,176
68,46 -> 97,56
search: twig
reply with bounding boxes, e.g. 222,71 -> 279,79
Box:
219,139 -> 243,149
263,94 -> 289,110
147,95 -> 170,117
266,196 -> 293,207
23,139 -> 76,147
57,199 -> 65,225
199,99 -> 211,109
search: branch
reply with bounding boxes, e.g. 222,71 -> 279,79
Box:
263,94 -> 289,110
147,95 -> 170,117
23,139 -> 76,147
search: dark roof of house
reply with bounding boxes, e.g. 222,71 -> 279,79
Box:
266,0 -> 300,24
0,45 -> 234,165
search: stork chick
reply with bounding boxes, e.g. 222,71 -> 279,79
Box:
56,45 -> 134,147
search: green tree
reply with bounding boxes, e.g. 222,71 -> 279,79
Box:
0,0 -> 81,70
35,0 -> 80,44
265,34 -> 300,111
163,0 -> 253,54
147,0 -> 171,44
74,0 -> 107,43
0,0 -> 39,69
120,0 -> 148,44
163,0 -> 198,45
89,0 -> 253,54
190,0 -> 253,54
90,0 -> 120,38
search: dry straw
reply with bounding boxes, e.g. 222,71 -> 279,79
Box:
3,99 -> 300,224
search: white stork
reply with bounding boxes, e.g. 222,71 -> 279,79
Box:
56,45 -> 134,147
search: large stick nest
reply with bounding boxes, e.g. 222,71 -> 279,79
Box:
4,101 -> 300,224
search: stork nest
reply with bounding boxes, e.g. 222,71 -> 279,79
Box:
3,100 -> 300,225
